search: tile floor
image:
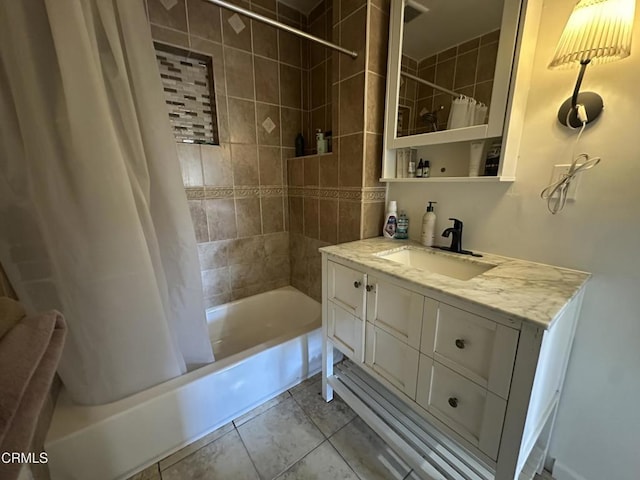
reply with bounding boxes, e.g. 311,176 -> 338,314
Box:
128,372 -> 551,480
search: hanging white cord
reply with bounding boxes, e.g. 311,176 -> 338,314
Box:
540,120 -> 601,214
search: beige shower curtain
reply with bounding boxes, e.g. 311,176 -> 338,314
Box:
0,0 -> 214,404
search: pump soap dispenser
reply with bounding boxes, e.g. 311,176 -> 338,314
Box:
420,201 -> 437,247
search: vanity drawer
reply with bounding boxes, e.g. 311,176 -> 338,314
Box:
327,261 -> 366,318
327,301 -> 364,362
417,358 -> 506,460
421,303 -> 518,399
365,323 -> 419,399
366,275 -> 424,349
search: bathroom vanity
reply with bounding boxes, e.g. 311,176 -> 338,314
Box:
320,238 -> 590,480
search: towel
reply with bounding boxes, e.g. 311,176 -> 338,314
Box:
0,297 -> 25,339
0,308 -> 67,480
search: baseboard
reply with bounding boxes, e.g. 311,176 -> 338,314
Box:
552,460 -> 588,480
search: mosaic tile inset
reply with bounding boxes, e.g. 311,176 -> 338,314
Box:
155,44 -> 218,144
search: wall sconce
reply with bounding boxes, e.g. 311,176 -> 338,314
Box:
549,0 -> 635,128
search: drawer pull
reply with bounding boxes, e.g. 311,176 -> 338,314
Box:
353,281 -> 362,288
455,338 -> 466,349
448,397 -> 458,408
365,284 -> 374,292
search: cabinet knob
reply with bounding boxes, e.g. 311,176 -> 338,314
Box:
448,397 -> 458,408
455,338 -> 465,349
353,281 -> 362,288
365,284 -> 374,292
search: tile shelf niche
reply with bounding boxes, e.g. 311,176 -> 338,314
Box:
380,176 -> 515,183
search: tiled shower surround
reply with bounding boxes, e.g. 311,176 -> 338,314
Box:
400,29 -> 500,134
147,0 -> 389,305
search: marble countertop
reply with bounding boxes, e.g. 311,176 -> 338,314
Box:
320,237 -> 590,329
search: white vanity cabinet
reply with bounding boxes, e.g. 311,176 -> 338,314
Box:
321,251 -> 587,480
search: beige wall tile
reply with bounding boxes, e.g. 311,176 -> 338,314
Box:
265,254 -> 290,281
338,200 -> 361,243
339,6 -> 366,79
319,153 -> 339,187
364,133 -> 382,187
201,267 -> 231,297
254,57 -> 280,104
228,236 -> 265,265
366,72 -> 385,134
474,80 -> 493,108
252,19 -> 278,60
309,15 -> 327,66
289,196 -> 303,233
187,0 -> 221,42
459,38 -> 480,54
311,108 -> 327,141
481,30 -> 500,45
202,144 -> 233,186
256,103 -> 281,146
437,46 -> 457,63
310,63 -> 327,109
261,196 -> 285,233
279,31 -> 302,67
253,0 -> 276,13
340,0 -> 366,23
368,5 -> 389,75
148,0 -> 187,31
189,200 -> 209,242
280,65 -> 302,109
265,232 -> 289,256
435,57 -> 455,90
224,47 -> 255,99
362,202 -> 384,239
228,98 -> 257,144
235,197 -> 262,237
454,49 -> 479,90
150,25 -> 189,48
259,146 -> 283,185
204,291 -> 233,309
417,65 -> 435,99
477,42 -> 499,83
338,73 -> 364,135
229,262 -> 266,290
339,133 -> 363,187
206,199 -> 237,240
216,95 -> 230,143
371,0 -> 390,14
198,241 -> 229,269
288,158 -> 304,186
319,199 -> 338,244
231,144 -> 259,185
304,156 -> 319,186
177,144 -> 203,186
221,9 -> 253,52
303,197 -> 319,239
281,108 -> 302,148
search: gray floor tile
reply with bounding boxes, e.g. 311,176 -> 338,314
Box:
162,429 -> 259,480
275,441 -> 359,480
288,372 -> 322,397
127,463 -> 160,480
159,422 -> 234,471
237,396 -> 325,480
291,379 -> 356,437
233,391 -> 292,428
329,417 -> 411,480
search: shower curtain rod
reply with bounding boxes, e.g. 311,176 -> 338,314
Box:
203,0 -> 358,59
401,71 -> 463,98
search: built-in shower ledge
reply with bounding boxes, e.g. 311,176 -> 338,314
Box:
380,175 -> 515,183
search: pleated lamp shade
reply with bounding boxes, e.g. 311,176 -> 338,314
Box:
549,0 -> 635,69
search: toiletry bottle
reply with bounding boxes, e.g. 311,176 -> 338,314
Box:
420,201 -> 437,247
407,153 -> 416,178
295,133 -> 305,157
316,129 -> 326,154
416,159 -> 424,178
423,160 -> 430,178
395,211 -> 409,239
383,201 -> 398,238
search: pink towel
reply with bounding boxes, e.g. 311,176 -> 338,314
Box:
0,310 -> 67,480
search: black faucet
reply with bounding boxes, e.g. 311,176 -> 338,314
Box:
436,218 -> 483,257
441,218 -> 464,253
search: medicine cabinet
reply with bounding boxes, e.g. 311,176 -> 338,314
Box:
381,0 -> 542,182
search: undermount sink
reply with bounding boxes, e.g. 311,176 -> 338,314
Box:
376,246 -> 496,281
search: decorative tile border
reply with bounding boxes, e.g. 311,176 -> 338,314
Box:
185,185 -> 384,201
185,186 -> 285,200
287,186 -> 385,201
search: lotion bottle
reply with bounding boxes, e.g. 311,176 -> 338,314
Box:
420,201 -> 437,247
383,201 -> 398,238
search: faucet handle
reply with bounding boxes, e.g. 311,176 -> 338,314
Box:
448,218 -> 463,229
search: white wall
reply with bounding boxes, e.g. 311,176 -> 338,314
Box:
387,1 -> 640,479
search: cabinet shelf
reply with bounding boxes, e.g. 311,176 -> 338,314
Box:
380,176 -> 515,183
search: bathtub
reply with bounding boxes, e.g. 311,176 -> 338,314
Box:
45,286 -> 322,480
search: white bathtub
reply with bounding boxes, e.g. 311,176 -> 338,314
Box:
45,286 -> 322,480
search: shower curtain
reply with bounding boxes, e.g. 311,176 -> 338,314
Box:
0,0 -> 214,404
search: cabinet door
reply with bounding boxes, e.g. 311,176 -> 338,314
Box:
327,301 -> 364,361
327,261 -> 366,318
366,276 -> 424,349
419,361 -> 506,460
423,302 -> 518,399
365,323 -> 419,399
